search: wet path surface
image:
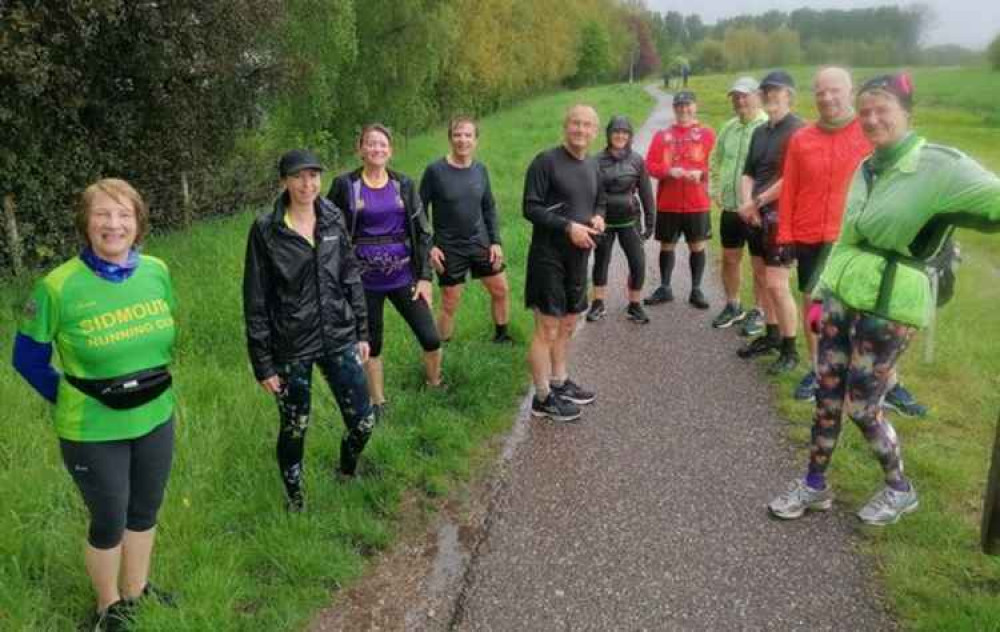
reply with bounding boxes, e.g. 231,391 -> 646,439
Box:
451,86 -> 897,631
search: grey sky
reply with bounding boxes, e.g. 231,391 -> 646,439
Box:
646,1 -> 999,49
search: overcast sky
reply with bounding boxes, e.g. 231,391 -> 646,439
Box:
645,1 -> 999,49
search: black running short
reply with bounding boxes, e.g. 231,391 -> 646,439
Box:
793,242 -> 832,294
719,210 -> 750,249
436,245 -> 504,287
524,240 -> 589,317
748,209 -> 794,267
655,211 -> 712,244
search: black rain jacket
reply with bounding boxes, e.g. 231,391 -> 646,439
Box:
597,148 -> 656,230
243,194 -> 366,381
327,167 -> 433,282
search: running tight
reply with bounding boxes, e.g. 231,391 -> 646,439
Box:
592,225 -> 645,290
365,285 -> 441,357
807,295 -> 914,489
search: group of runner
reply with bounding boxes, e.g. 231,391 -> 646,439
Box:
11,66 -> 1000,629
522,68 -> 1000,527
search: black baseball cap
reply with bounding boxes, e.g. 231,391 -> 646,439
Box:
759,70 -> 796,91
278,149 -> 324,177
673,90 -> 697,105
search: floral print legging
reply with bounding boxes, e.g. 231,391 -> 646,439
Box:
275,348 -> 374,499
808,294 -> 915,489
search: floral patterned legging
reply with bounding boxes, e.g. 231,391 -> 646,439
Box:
275,347 -> 374,499
808,294 -> 915,489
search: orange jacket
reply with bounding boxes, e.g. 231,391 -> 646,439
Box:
777,118 -> 871,245
645,123 -> 715,213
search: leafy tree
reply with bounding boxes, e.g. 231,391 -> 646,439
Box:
694,39 -> 726,73
571,20 -> 613,87
990,33 -> 1000,71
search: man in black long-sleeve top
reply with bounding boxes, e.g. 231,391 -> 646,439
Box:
420,116 -> 511,344
523,104 -> 606,422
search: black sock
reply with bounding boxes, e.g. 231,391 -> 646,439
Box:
689,250 -> 706,289
495,323 -> 508,337
591,299 -> 604,308
781,336 -> 797,354
659,251 -> 675,287
765,323 -> 779,341
628,300 -> 641,309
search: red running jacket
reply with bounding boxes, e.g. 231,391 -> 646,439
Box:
645,122 -> 716,213
777,118 -> 871,245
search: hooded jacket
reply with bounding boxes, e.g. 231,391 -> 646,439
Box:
819,138 -> 1000,327
243,194 -> 367,381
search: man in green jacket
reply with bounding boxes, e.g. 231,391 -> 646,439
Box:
708,76 -> 768,333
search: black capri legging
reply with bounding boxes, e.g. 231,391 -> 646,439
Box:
592,224 -> 645,291
60,418 -> 174,550
366,285 -> 441,357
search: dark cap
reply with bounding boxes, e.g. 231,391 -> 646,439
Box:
278,149 -> 324,177
859,73 -> 914,112
760,70 -> 796,91
673,90 -> 697,105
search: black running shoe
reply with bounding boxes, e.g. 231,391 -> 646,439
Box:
626,303 -> 650,324
135,582 -> 177,608
286,492 -> 305,513
737,335 -> 779,358
643,285 -> 674,305
585,301 -> 607,322
767,352 -> 799,375
552,379 -> 596,405
530,392 -> 581,422
93,600 -> 134,632
492,331 -> 514,344
689,288 -> 709,310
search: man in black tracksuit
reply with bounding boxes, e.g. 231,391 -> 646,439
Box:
243,149 -> 374,512
523,104 -> 605,423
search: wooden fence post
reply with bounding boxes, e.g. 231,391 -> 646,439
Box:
181,172 -> 193,228
982,411 -> 1000,555
3,193 -> 24,276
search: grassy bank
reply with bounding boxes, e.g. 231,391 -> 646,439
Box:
687,66 -> 1000,630
0,83 -> 653,630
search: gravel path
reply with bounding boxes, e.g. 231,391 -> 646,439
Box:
451,86 -> 897,631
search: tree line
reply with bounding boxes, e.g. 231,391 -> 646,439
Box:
0,1 -> 976,273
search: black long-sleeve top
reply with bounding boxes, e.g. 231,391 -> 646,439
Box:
419,158 -> 501,252
522,145 -> 605,243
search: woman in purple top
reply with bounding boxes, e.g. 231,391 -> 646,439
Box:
328,124 -> 442,419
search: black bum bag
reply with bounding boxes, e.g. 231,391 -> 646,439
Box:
65,366 -> 172,410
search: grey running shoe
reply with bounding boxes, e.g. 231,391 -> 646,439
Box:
586,301 -> 607,322
741,307 -> 765,337
530,392 -> 582,422
882,384 -> 928,418
552,379 -> 596,405
767,351 -> 799,375
626,303 -> 650,324
793,371 -> 818,401
689,288 -> 709,310
643,285 -> 674,305
857,485 -> 919,526
768,479 -> 834,519
712,303 -> 746,329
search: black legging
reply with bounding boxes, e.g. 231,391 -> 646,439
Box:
592,224 -> 645,290
60,418 -> 174,549
365,285 -> 441,357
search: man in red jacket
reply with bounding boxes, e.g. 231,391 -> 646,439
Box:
644,91 -> 716,309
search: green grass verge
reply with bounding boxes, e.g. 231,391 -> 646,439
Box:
687,66 -> 1000,630
0,83 -> 654,630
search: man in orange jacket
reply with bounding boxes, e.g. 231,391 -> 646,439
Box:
644,91 -> 716,309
